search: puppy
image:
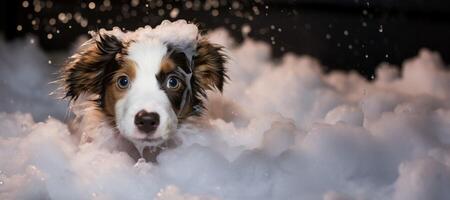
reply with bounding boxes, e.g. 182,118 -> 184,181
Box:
60,20 -> 227,161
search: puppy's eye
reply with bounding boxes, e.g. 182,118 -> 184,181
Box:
166,76 -> 181,90
117,75 -> 130,89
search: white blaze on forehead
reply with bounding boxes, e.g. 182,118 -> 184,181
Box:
128,40 -> 167,75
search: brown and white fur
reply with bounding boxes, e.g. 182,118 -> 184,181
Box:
60,21 -> 227,162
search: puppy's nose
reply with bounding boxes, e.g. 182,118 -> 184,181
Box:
134,110 -> 160,133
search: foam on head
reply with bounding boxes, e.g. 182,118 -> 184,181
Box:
93,20 -> 199,60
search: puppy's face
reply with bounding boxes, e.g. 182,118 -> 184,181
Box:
62,29 -> 226,146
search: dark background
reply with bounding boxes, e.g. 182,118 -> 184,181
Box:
1,0 -> 450,78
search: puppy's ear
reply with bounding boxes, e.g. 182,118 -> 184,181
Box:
62,32 -> 123,102
193,39 -> 227,92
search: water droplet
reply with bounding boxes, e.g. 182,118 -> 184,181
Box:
344,30 -> 349,36
169,8 -> 179,18
49,18 -> 56,26
211,9 -> 219,16
158,9 -> 165,16
241,24 -> 251,36
80,19 -> 88,27
88,2 -> 96,9
22,1 -> 29,8
131,0 -> 139,7
34,4 -> 41,12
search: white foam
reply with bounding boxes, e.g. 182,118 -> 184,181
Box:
0,36 -> 67,121
95,20 -> 199,59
